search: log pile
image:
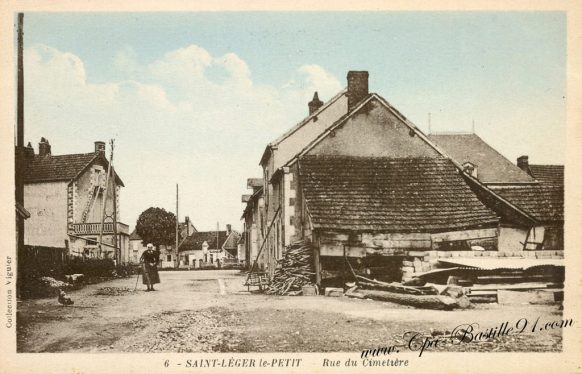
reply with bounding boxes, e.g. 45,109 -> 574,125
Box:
266,241 -> 316,295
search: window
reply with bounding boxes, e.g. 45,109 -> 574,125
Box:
166,254 -> 172,262
210,254 -> 214,263
86,237 -> 98,246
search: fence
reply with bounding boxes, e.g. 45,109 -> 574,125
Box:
19,245 -> 68,279
18,245 -> 120,298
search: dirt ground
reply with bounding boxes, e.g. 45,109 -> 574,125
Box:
17,270 -> 564,353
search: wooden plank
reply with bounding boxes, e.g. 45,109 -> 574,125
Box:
320,244 -> 367,257
431,228 -> 497,243
372,240 -> 431,249
372,233 -> 432,241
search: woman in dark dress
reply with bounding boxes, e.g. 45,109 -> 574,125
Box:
140,243 -> 160,291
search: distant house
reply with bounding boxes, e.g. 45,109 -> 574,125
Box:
178,225 -> 240,268
129,216 -> 197,268
23,138 -> 130,262
129,229 -> 146,264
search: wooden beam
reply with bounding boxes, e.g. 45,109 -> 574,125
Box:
431,228 -> 497,243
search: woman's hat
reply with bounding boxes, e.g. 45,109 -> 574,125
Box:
147,243 -> 154,249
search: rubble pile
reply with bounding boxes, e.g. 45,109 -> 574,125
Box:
40,277 -> 71,289
266,241 -> 316,295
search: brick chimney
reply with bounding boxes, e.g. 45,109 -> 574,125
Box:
94,141 -> 105,154
38,137 -> 51,157
308,91 -> 323,115
347,71 -> 369,110
24,142 -> 34,158
226,224 -> 232,235
517,155 -> 529,172
185,216 -> 190,236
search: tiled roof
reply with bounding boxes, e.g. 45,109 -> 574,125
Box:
298,156 -> 499,232
223,231 -> 241,257
528,165 -> 564,185
129,229 -> 141,241
490,185 -> 564,222
179,231 -> 228,252
428,134 -> 535,184
24,152 -> 124,186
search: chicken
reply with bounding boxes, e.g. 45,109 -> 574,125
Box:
57,289 -> 74,306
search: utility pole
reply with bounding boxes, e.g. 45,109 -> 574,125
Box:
15,13 -> 25,298
112,170 -> 118,264
175,184 -> 179,268
98,139 -> 114,257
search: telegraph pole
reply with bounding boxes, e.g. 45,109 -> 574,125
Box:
98,139 -> 114,257
16,13 -> 25,298
175,184 -> 179,268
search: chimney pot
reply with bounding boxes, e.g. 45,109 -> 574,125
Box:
347,71 -> 369,110
226,224 -> 232,234
38,137 -> 51,157
95,141 -> 106,154
25,142 -> 35,158
308,91 -> 324,115
517,155 -> 529,172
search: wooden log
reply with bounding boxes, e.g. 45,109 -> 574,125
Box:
355,275 -> 438,295
350,289 -> 471,310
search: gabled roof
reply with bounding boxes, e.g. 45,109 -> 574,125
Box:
179,231 -> 229,252
283,93 -> 433,169
528,165 -> 564,185
298,156 -> 499,233
223,231 -> 241,257
260,89 -> 347,166
271,92 -> 535,227
24,152 -> 124,186
490,185 -> 564,222
427,133 -> 535,184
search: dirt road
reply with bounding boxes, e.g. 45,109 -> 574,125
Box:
17,270 -> 564,353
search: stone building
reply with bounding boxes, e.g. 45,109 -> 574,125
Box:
246,70 -> 564,284
178,224 -> 240,268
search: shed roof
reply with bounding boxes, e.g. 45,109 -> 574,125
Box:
428,134 -> 535,184
490,185 -> 564,222
298,156 -> 499,232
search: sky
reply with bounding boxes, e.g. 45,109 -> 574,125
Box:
20,12 -> 566,232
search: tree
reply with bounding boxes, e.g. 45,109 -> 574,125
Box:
135,207 -> 176,249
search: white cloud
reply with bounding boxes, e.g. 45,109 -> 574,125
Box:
24,43 -> 343,230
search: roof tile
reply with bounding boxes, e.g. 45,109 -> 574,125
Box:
299,156 -> 499,232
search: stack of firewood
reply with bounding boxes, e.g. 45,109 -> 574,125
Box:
266,241 -> 315,295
